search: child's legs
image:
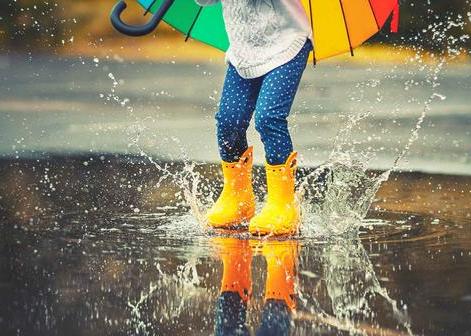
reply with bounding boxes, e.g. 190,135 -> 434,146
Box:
254,41 -> 311,165
217,64 -> 262,162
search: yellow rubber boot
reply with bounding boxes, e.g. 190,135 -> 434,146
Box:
249,152 -> 300,236
263,240 -> 298,311
207,147 -> 255,228
212,237 -> 252,302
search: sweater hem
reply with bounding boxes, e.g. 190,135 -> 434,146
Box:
228,36 -> 311,79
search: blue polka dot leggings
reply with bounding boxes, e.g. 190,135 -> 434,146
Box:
216,39 -> 312,165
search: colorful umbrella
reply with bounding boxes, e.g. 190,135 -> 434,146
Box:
111,0 -> 399,63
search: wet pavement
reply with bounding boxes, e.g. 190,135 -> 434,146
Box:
1,155 -> 470,336
0,55 -> 470,174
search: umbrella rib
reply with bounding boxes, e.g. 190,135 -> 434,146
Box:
185,6 -> 203,42
338,0 -> 354,57
308,0 -> 316,66
144,0 -> 158,16
367,0 -> 380,30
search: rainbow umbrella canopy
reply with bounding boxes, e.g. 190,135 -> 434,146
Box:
111,0 -> 399,63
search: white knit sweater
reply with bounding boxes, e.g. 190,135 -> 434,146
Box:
195,0 -> 312,79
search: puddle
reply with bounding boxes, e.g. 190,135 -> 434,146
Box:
1,156 -> 470,335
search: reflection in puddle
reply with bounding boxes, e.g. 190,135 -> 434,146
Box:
209,234 -> 414,336
120,233 -> 413,335
212,237 -> 297,336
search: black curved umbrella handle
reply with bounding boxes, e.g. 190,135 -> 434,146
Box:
110,0 -> 175,36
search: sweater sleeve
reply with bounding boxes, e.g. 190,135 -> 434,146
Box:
194,0 -> 219,6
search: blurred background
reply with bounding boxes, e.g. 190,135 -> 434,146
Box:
1,0 -> 470,55
0,0 -> 470,174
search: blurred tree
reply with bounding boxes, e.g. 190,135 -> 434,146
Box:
0,0 -> 174,53
0,0 -> 65,52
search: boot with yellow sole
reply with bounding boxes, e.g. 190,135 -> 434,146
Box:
249,152 -> 300,236
207,147 -> 255,228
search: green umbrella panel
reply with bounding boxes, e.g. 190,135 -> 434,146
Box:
138,0 -> 229,51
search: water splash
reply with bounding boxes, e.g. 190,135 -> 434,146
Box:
321,237 -> 411,335
295,236 -> 412,335
127,259 -> 208,335
96,7 -> 469,242
298,11 -> 468,236
99,71 -> 210,227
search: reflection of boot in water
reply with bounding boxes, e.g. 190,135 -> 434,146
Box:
256,240 -> 298,336
213,237 -> 252,336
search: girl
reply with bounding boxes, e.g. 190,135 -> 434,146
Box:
197,0 -> 312,236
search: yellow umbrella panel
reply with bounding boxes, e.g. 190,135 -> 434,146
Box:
302,0 -> 399,62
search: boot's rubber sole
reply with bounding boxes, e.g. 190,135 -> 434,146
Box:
250,228 -> 297,237
249,220 -> 299,237
208,211 -> 255,230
